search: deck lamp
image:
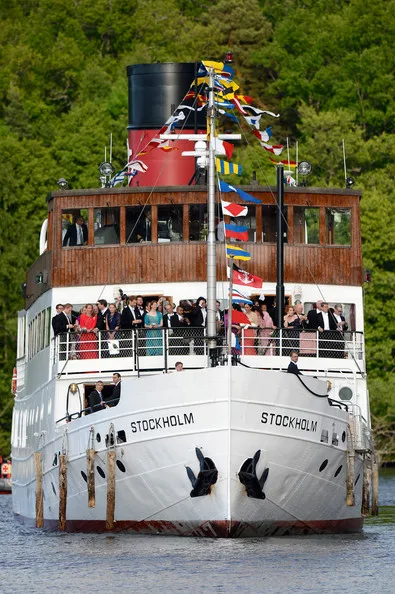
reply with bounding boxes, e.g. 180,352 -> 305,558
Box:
346,177 -> 354,188
98,161 -> 114,176
98,161 -> 114,188
297,161 -> 312,187
57,177 -> 68,190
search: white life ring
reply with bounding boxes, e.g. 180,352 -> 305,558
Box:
39,219 -> 48,255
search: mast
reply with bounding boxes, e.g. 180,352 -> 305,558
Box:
206,68 -> 217,352
275,164 -> 285,328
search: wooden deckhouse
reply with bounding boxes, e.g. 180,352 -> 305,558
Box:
26,184 -> 362,309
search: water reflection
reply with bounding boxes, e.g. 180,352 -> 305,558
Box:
0,470 -> 394,593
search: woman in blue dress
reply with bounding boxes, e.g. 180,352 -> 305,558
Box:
144,300 -> 163,355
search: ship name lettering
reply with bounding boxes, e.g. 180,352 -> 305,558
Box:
131,412 -> 194,433
261,411 -> 317,433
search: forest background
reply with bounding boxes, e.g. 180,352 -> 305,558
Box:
0,0 -> 394,460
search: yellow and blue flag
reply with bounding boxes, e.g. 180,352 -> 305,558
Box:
226,245 -> 251,261
216,158 -> 242,175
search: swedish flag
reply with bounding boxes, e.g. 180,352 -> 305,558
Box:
216,158 -> 242,175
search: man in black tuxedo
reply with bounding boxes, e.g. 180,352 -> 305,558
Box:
136,295 -> 145,318
120,296 -> 143,329
216,300 -> 225,345
120,296 -> 143,356
109,373 -> 121,407
51,304 -> 64,333
316,302 -> 341,358
306,300 -> 323,330
86,381 -> 107,414
171,305 -> 191,356
63,216 -> 88,247
188,297 -> 207,355
162,302 -> 178,328
287,351 -> 303,375
163,303 -> 181,356
52,303 -> 76,360
95,299 -> 110,357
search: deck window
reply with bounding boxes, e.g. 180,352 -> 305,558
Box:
294,207 -> 320,244
189,205 -> 208,241
126,206 -> 151,243
157,205 -> 183,242
242,206 -> 257,241
262,206 -> 288,243
326,208 -> 351,245
94,207 -> 120,245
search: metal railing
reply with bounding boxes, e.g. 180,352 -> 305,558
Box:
250,328 -> 364,360
53,327 -> 364,367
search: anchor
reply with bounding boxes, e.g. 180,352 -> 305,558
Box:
186,447 -> 218,498
238,450 -> 269,500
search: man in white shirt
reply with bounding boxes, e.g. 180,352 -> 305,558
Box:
317,302 -> 339,358
333,304 -> 348,332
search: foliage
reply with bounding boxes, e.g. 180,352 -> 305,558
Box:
0,0 -> 394,458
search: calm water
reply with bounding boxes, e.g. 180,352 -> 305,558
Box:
1,471 -> 394,593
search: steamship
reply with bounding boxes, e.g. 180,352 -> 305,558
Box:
11,61 -> 374,536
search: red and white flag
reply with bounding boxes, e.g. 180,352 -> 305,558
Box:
261,142 -> 284,155
214,138 -> 234,160
221,200 -> 248,218
229,264 -> 263,289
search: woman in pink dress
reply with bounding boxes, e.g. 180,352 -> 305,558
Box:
257,305 -> 276,355
77,303 -> 98,359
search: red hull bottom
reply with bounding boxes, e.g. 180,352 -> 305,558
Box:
15,515 -> 363,537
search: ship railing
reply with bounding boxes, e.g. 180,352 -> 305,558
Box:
244,328 -> 364,360
53,328 -> 364,374
53,327 -> 213,371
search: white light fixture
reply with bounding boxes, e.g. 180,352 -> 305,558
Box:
297,161 -> 312,176
98,162 -> 114,176
57,178 -> 68,190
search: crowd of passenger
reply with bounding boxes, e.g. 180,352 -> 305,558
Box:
51,295 -> 349,360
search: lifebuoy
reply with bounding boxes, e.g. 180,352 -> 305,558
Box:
11,367 -> 17,395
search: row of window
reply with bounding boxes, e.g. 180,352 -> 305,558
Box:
26,307 -> 51,361
61,206 -> 352,246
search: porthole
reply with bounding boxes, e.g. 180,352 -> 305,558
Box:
116,460 -> 126,473
319,460 -> 328,472
96,433 -> 101,443
334,465 -> 343,477
339,386 -> 353,401
81,470 -> 87,482
97,466 -> 105,479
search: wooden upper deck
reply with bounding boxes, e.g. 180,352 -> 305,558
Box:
26,185 -> 362,308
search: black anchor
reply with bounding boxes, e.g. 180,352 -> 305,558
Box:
238,450 -> 269,500
186,447 -> 218,498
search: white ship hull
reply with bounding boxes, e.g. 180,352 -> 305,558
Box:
12,366 -> 364,536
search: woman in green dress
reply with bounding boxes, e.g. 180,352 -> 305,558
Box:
144,300 -> 163,355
